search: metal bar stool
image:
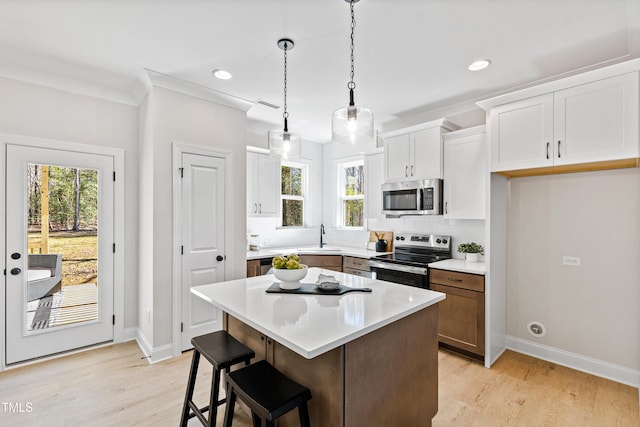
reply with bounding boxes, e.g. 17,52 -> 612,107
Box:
223,360 -> 312,427
180,330 -> 255,427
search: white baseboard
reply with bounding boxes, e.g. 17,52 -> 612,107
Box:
122,327 -> 138,342
506,335 -> 640,388
135,328 -> 176,364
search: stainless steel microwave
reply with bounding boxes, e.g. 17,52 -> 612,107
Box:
381,179 -> 443,216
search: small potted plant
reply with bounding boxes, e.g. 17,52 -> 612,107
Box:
457,242 -> 484,263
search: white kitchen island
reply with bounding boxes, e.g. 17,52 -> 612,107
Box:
192,267 -> 445,427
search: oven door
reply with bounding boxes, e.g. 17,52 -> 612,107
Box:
369,260 -> 429,289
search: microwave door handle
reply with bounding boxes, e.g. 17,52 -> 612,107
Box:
416,187 -> 422,211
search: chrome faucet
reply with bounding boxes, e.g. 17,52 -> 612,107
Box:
320,223 -> 326,248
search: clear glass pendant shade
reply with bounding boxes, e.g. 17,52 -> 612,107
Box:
332,105 -> 374,144
269,130 -> 301,159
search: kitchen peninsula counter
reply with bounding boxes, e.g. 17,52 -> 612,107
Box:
192,268 -> 445,426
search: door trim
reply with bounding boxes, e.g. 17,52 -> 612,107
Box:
172,142 -> 231,358
0,132 -> 125,371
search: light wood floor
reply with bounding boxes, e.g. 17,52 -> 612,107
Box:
0,341 -> 637,426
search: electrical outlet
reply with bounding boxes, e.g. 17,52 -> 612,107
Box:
562,256 -> 581,266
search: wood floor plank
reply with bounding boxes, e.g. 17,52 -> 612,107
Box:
0,342 -> 637,426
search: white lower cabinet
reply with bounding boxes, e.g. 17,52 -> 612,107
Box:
247,152 -> 279,217
442,126 -> 486,219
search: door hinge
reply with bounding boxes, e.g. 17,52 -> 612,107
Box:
113,243 -> 116,253
113,171 -> 116,181
179,167 -> 184,178
112,315 -> 115,325
181,322 -> 184,333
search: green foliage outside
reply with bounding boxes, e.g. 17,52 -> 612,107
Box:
28,164 -> 99,231
281,165 -> 303,226
342,164 -> 364,227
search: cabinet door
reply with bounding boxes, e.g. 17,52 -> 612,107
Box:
246,152 -> 258,215
412,127 -> 443,179
430,283 -> 485,356
384,134 -> 411,182
226,314 -> 271,361
490,94 -> 554,171
365,152 -> 384,219
553,72 -> 639,165
255,155 -> 280,216
443,132 -> 486,219
246,259 -> 260,277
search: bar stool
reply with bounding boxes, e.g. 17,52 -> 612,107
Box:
223,360 -> 312,427
180,330 -> 255,427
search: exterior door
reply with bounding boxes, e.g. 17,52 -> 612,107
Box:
5,144 -> 114,364
180,153 -> 225,351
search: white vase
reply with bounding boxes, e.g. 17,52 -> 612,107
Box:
465,253 -> 479,263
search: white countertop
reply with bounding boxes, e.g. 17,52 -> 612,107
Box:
192,267 -> 445,359
428,259 -> 486,275
247,245 -> 389,260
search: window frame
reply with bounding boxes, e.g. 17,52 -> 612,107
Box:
337,158 -> 365,229
279,160 -> 307,228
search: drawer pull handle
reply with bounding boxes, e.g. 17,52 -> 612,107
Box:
447,278 -> 462,282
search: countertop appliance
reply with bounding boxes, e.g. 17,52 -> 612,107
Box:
369,233 -> 451,288
381,179 -> 443,216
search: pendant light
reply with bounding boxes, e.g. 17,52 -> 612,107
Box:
332,0 -> 373,145
269,38 -> 301,159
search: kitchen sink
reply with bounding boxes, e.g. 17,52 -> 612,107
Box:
269,246 -> 343,254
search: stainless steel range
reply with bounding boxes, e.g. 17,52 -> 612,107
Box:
369,233 -> 452,288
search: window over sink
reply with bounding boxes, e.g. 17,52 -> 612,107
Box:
337,159 -> 364,228
280,161 -> 306,227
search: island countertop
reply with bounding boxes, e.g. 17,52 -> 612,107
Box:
191,267 -> 445,359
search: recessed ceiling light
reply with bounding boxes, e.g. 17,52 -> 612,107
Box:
468,59 -> 491,71
212,69 -> 232,80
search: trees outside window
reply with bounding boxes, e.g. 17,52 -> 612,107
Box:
338,160 -> 364,227
281,162 -> 306,227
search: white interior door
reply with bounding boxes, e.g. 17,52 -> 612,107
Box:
5,144 -> 114,364
180,153 -> 225,350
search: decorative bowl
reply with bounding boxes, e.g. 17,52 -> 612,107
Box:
273,266 -> 308,290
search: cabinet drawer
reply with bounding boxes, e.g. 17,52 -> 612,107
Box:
429,269 -> 484,292
343,256 -> 370,270
300,255 -> 343,268
343,266 -> 372,278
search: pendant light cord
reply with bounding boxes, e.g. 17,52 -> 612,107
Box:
283,40 -> 289,132
349,0 -> 356,90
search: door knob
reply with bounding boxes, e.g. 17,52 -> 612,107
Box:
216,255 -> 224,262
10,268 -> 21,275
11,252 -> 21,260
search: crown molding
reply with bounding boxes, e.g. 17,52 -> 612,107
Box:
131,68 -> 255,112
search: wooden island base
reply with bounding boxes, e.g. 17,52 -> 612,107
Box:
226,303 -> 439,427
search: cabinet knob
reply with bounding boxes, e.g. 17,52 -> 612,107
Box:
258,203 -> 262,214
405,165 -> 408,177
254,203 -> 257,213
411,165 -> 414,176
546,142 -> 550,159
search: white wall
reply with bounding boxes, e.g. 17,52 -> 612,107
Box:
320,139 -> 486,252
0,76 -> 140,331
507,168 -> 640,373
139,86 -> 247,349
246,135 -> 324,249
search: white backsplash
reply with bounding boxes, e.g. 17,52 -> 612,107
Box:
250,215 -> 486,261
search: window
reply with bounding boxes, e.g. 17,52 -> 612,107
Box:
338,160 -> 364,228
281,162 -> 306,227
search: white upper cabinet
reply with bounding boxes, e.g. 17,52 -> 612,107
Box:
443,126 -> 487,219
247,151 -> 279,217
483,66 -> 639,174
365,151 -> 384,219
383,119 -> 455,183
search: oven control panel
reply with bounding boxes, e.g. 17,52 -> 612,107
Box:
394,233 -> 451,249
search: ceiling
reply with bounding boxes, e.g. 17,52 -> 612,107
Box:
1,0 -> 639,143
